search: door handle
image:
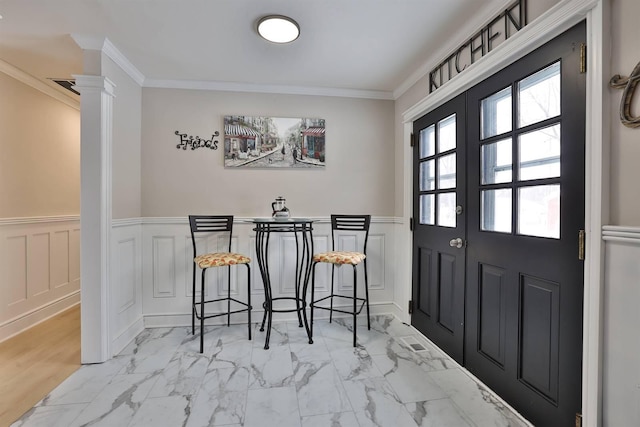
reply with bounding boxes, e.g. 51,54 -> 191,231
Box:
449,238 -> 464,249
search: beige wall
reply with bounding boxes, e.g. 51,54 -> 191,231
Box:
0,72 -> 80,218
141,89 -> 395,217
609,0 -> 640,226
103,55 -> 142,220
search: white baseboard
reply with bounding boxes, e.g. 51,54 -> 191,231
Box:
111,317 -> 145,356
0,291 -> 80,343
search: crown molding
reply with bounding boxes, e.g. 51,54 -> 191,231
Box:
0,59 -> 80,110
71,34 -> 145,86
143,78 -> 394,100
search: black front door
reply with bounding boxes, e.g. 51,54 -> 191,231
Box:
412,21 -> 586,427
412,93 -> 466,364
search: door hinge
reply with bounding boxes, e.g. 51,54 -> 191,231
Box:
579,43 -> 587,74
410,217 -> 414,231
575,412 -> 582,427
578,229 -> 586,260
410,132 -> 415,147
408,300 -> 413,314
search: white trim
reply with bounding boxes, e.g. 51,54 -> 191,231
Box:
112,218 -> 143,228
0,215 -> 80,226
0,59 -> 80,110
75,75 -> 115,363
400,1 -> 605,425
602,226 -> 640,242
143,78 -> 394,100
582,2 -> 609,425
111,317 -> 145,356
141,216 -> 403,225
71,35 -> 145,86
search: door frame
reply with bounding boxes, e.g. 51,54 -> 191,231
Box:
400,1 -> 608,426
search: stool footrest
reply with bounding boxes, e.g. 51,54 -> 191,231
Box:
311,294 -> 367,316
193,297 -> 252,321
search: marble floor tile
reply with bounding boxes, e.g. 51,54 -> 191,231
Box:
68,372 -> 159,427
429,367 -> 530,427
249,344 -> 295,389
11,404 -> 87,427
300,411 -> 360,427
293,357 -> 352,417
186,367 -> 249,427
371,351 -> 448,403
244,386 -> 301,427
405,398 -> 473,427
342,377 -> 418,427
13,314 -> 532,427
126,395 -> 190,427
147,351 -> 210,398
328,342 -> 383,381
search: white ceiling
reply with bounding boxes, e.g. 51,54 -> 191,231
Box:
0,0 -> 505,100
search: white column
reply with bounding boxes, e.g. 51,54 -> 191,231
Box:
73,75 -> 115,363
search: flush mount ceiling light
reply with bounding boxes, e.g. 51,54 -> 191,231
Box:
257,15 -> 300,43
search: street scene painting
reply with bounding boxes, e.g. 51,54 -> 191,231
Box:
224,116 -> 325,168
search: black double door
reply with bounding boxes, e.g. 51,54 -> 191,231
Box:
412,22 -> 586,427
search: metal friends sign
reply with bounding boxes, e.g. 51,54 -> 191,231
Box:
429,0 -> 527,93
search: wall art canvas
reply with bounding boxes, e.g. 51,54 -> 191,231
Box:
224,116 -> 325,168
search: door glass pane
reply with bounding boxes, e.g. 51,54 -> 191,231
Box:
481,87 -> 512,139
438,153 -> 456,189
518,124 -> 560,181
420,125 -> 435,158
481,189 -> 512,233
518,185 -> 560,239
438,114 -> 456,152
518,62 -> 561,128
420,194 -> 435,225
481,138 -> 512,184
420,160 -> 435,191
437,192 -> 456,228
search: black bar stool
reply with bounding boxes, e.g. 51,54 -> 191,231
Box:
189,215 -> 252,353
310,214 -> 371,347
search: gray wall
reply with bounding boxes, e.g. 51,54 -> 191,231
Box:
141,89 -> 395,217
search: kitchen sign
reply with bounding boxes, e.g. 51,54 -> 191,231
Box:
429,0 -> 527,93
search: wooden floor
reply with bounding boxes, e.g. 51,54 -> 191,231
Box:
0,305 -> 81,426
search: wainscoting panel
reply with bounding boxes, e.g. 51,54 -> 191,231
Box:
110,221 -> 144,355
602,226 -> 640,427
142,218 -> 397,327
0,217 -> 80,342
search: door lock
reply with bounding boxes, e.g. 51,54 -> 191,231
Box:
449,238 -> 464,248
455,205 -> 463,215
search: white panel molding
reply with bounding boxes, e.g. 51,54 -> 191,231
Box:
110,222 -> 143,356
602,231 -> 640,427
140,217 -> 397,329
152,236 -> 177,298
0,218 -> 81,342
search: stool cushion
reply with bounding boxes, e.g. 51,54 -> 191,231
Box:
313,251 -> 366,265
195,252 -> 250,268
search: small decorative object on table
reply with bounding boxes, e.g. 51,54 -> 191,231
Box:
271,196 -> 290,219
